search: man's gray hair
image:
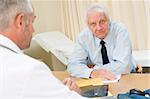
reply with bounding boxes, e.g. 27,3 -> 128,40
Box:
0,0 -> 33,30
86,3 -> 110,24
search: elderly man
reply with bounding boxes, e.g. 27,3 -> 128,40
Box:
0,0 -> 88,98
68,4 -> 136,80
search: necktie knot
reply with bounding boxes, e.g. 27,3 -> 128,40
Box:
100,40 -> 105,45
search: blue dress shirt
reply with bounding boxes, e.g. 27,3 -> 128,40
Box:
67,21 -> 136,78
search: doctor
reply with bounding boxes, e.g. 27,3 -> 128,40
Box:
0,0 -> 87,98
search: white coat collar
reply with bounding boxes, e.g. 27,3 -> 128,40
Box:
0,34 -> 23,54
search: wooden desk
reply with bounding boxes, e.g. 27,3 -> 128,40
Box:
109,74 -> 150,95
53,71 -> 150,95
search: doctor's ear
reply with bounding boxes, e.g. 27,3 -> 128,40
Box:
14,13 -> 25,28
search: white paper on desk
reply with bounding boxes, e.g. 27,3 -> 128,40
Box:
102,75 -> 121,84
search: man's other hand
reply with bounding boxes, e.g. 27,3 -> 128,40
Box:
90,69 -> 116,80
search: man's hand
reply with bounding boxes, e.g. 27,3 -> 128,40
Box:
90,69 -> 116,80
63,78 -> 81,94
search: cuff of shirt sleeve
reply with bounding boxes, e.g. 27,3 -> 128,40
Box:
89,69 -> 95,78
81,68 -> 94,78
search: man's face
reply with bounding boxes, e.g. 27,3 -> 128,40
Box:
88,11 -> 109,39
21,13 -> 36,49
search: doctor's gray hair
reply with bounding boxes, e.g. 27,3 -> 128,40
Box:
0,0 -> 33,31
85,3 -> 110,24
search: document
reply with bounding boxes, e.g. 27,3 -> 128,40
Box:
102,75 -> 121,84
75,75 -> 121,87
76,78 -> 103,87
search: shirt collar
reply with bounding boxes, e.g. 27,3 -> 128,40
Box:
94,32 -> 111,46
0,34 -> 23,54
94,36 -> 101,46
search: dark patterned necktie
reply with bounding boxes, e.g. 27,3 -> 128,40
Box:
100,40 -> 110,65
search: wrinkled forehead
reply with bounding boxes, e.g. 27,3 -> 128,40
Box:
87,11 -> 107,23
88,11 -> 106,18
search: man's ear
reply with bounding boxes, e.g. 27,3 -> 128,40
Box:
14,13 -> 25,28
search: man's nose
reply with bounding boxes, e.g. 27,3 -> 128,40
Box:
95,25 -> 102,30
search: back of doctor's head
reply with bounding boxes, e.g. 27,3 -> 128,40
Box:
0,0 -> 33,31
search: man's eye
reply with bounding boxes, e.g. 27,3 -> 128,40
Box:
100,20 -> 106,25
91,23 -> 96,27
